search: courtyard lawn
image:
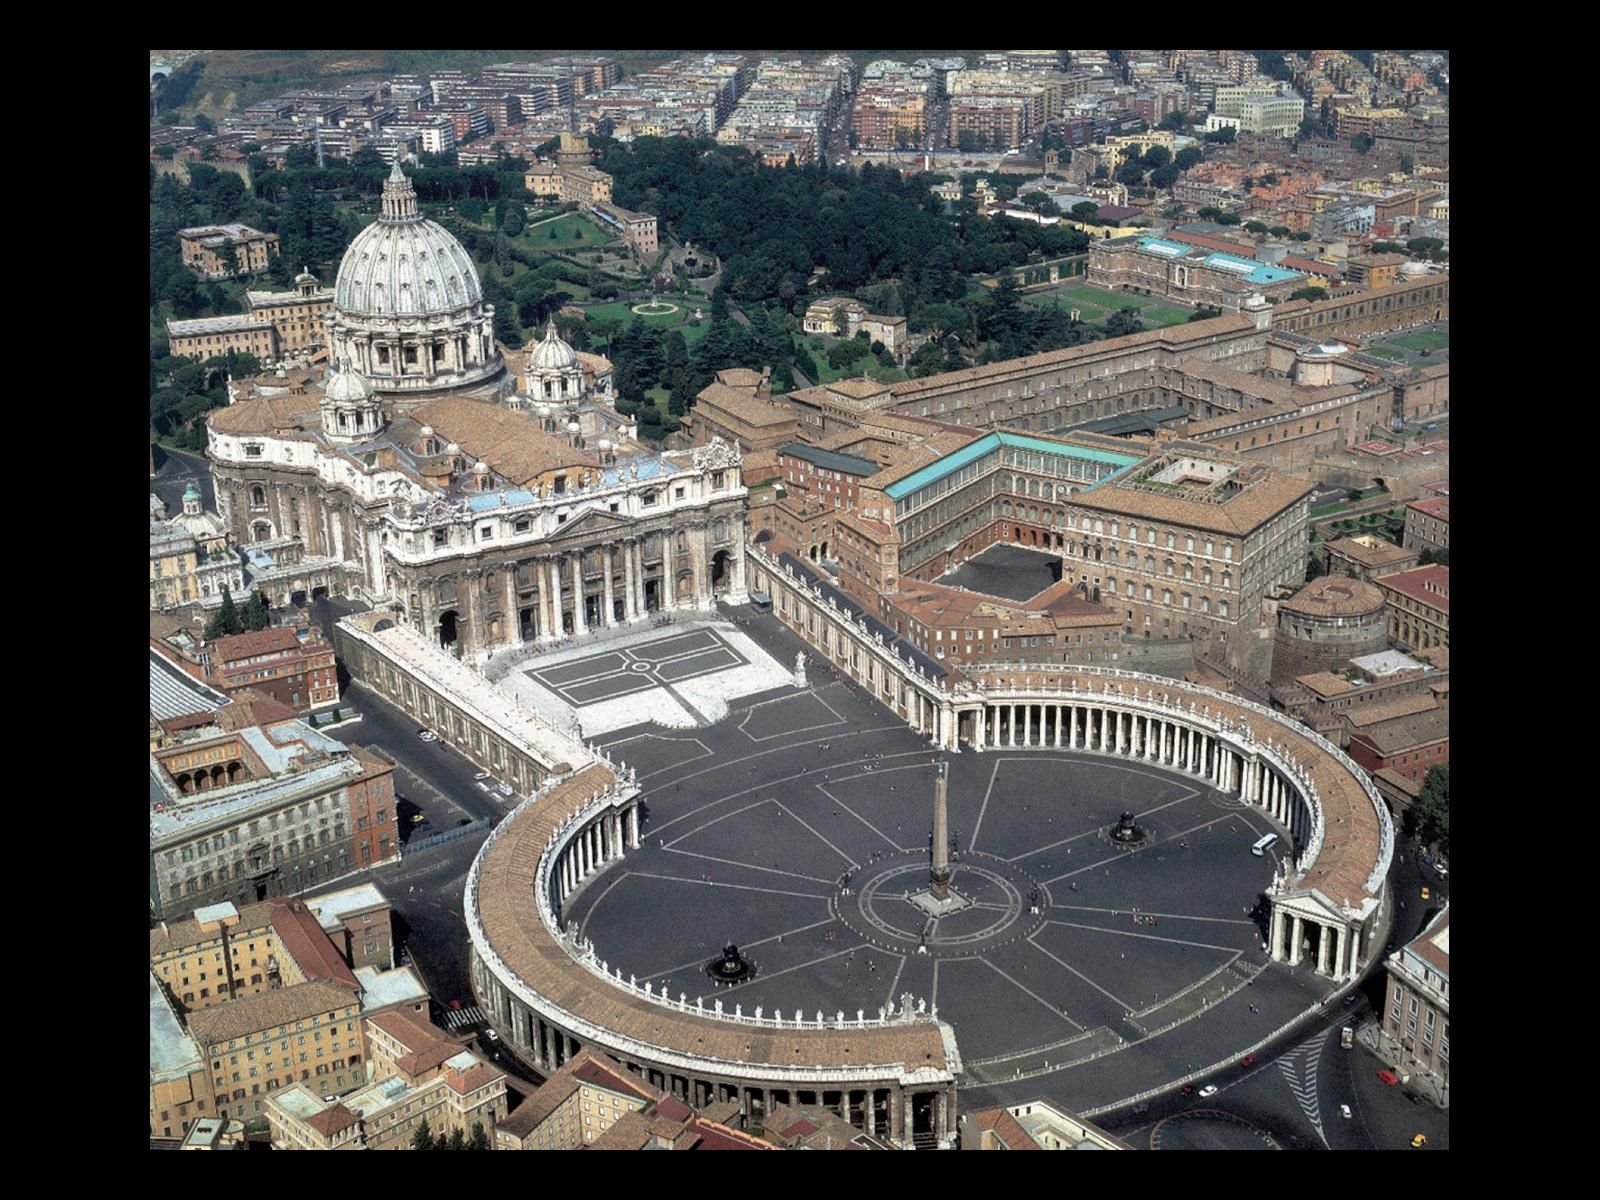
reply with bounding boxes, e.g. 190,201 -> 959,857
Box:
1141,306 -> 1195,328
1386,329 -> 1449,353
1364,346 -> 1409,362
525,213 -> 617,249
582,300 -> 693,330
1057,285 -> 1158,311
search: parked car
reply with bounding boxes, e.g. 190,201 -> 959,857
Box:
410,813 -> 426,824
1410,1133 -> 1427,1149
1340,1104 -> 1352,1120
1239,1054 -> 1258,1068
1420,886 -> 1431,900
497,783 -> 514,797
417,730 -> 439,742
474,771 -> 491,781
1377,1069 -> 1399,1086
1198,1085 -> 1218,1098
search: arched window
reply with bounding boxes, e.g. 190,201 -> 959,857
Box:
251,486 -> 266,508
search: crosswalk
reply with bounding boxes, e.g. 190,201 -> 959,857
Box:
443,1005 -> 486,1031
1276,1028 -> 1331,1148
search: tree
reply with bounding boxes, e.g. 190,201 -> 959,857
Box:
1305,553 -> 1325,582
1115,161 -> 1147,187
1070,200 -> 1100,222
1289,286 -> 1328,302
1418,546 -> 1450,567
1269,225 -> 1292,238
242,590 -> 271,632
1408,765 -> 1449,852
412,1118 -> 434,1151
1149,164 -> 1180,190
1173,146 -> 1203,172
1141,144 -> 1170,169
1372,241 -> 1406,255
1215,212 -> 1241,226
205,588 -> 244,640
1104,307 -> 1144,338
468,1123 -> 490,1151
1350,134 -> 1373,154
1203,127 -> 1236,144
1188,305 -> 1223,322
501,205 -> 525,237
1158,111 -> 1188,132
447,1127 -> 466,1152
1406,237 -> 1447,263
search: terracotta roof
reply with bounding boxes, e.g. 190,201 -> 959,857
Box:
1406,496 -> 1449,521
571,1058 -> 654,1101
861,433 -> 979,492
473,768 -> 952,1080
1170,358 -> 1298,407
413,395 -> 598,486
1325,536 -> 1415,570
586,1110 -> 655,1149
445,1062 -> 506,1095
1280,577 -> 1385,618
1372,768 -> 1423,799
1374,564 -> 1449,614
1296,671 -> 1356,698
367,1008 -> 446,1055
271,900 -> 361,989
210,626 -> 301,663
1345,693 -> 1440,728
827,377 -> 894,401
1073,467 -> 1315,538
305,1103 -> 359,1137
691,382 -> 797,430
1408,906 -> 1449,977
217,691 -> 299,730
206,393 -> 319,436
969,1105 -> 1041,1150
714,368 -> 765,388
1350,706 -> 1449,755
186,979 -> 360,1050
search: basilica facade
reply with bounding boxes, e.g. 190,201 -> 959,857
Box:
206,164 -> 748,659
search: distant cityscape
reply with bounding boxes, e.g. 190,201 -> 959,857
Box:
150,48 -> 1447,1152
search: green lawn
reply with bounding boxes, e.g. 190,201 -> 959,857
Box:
582,300 -> 693,329
1141,306 -> 1195,328
1387,330 -> 1449,353
524,213 -> 617,249
1057,285 -> 1158,312
797,335 -> 898,385
1364,346 -> 1409,362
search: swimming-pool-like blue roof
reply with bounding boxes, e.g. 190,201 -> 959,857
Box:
884,432 -> 1141,501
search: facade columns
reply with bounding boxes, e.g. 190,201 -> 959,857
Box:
503,567 -> 519,644
603,545 -> 617,627
571,554 -> 588,636
1270,906 -> 1286,960
1348,924 -> 1361,979
1055,706 -> 1065,748
1114,710 -> 1124,756
662,542 -> 676,610
1334,923 -> 1350,981
623,540 -> 638,621
627,803 -> 640,849
1317,922 -> 1333,976
974,706 -> 987,749
634,541 -> 647,615
545,559 -> 562,638
1289,915 -> 1304,966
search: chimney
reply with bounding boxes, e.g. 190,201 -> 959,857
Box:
759,366 -> 772,398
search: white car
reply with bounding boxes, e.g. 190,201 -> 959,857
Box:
1198,1085 -> 1218,1098
474,771 -> 491,781
497,783 -> 514,797
1340,1104 -> 1352,1119
417,730 -> 439,742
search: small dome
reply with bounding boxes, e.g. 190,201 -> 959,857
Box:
567,420 -> 581,434
1400,260 -> 1429,277
446,443 -> 460,456
324,361 -> 375,405
420,425 -> 435,438
183,482 -> 201,500
528,319 -> 578,372
473,460 -> 490,474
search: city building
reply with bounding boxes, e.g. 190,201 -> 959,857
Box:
1346,703 -> 1448,783
495,1048 -> 657,1149
151,484 -> 245,610
1402,495 -> 1449,557
148,707 -> 375,920
186,978 -> 364,1125
306,883 -> 395,972
1378,904 -> 1449,1106
523,133 -> 615,208
151,972 -> 211,1139
762,1103 -> 893,1149
1088,236 -> 1306,309
179,224 -> 280,279
203,625 -> 339,712
165,313 -> 279,364
683,368 -> 797,450
269,1009 -> 506,1149
959,1101 -> 1131,1150
1270,576 -> 1389,685
1372,564 -> 1448,653
242,269 -> 337,360
803,298 -> 868,337
1323,534 -> 1418,581
589,203 -> 657,260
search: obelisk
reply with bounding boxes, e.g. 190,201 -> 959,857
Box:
930,759 -> 951,899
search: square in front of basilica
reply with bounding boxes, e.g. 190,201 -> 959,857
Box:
497,620 -> 792,736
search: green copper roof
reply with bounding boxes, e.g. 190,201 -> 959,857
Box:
884,432 -> 1140,501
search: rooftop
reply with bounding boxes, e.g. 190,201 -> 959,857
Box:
354,964 -> 428,1010
186,979 -> 360,1050
884,432 -> 1140,502
306,882 -> 389,931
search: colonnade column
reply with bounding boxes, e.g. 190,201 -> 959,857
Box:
1317,922 -> 1333,975
1069,707 -> 1080,749
627,803 -> 640,849
602,545 -> 617,627
1289,915 -> 1304,966
503,569 -> 519,645
1347,924 -> 1361,979
974,706 -> 987,749
662,544 -> 676,610
1334,923 -> 1350,981
1270,906 -> 1286,960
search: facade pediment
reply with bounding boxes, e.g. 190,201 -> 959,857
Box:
550,504 -> 633,544
1273,888 -> 1349,923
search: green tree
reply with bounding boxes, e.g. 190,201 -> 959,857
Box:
1149,164 -> 1180,189
1371,241 -> 1406,255
242,590 -> 271,632
1418,546 -> 1450,567
1305,553 -> 1325,582
448,1128 -> 466,1152
1408,765 -> 1449,852
1158,111 -> 1188,132
1245,221 -> 1269,234
468,1123 -> 490,1151
1203,127 -> 1236,144
412,1118 -> 434,1151
1173,146 -> 1203,172
205,588 -> 244,640
1104,307 -> 1144,338
1141,144 -> 1171,169
1269,225 -> 1292,238
1215,212 -> 1241,226
1406,237 -> 1447,262
1350,134 -> 1373,154
501,205 -> 525,237
1289,286 -> 1328,302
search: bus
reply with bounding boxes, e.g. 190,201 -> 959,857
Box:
1251,833 -> 1278,857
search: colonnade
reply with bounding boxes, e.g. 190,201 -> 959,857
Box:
551,800 -> 641,908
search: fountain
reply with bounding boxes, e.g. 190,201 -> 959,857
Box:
1109,810 -> 1149,846
704,942 -> 757,986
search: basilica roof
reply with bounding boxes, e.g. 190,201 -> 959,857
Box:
333,163 -> 484,318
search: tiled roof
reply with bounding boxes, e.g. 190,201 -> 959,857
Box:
1350,706 -> 1449,754
1296,672 -> 1355,698
1325,536 -> 1415,569
1346,694 -> 1440,728
969,1105 -> 1041,1150
1074,468 -> 1315,538
445,1062 -> 506,1095
414,396 -> 598,486
691,383 -> 797,430
367,1008 -> 445,1055
150,899 -> 277,958
270,900 -> 361,990
305,1104 -> 359,1136
210,626 -> 301,663
1406,496 -> 1449,521
186,979 -> 360,1050
1280,577 -> 1385,618
1374,564 -> 1449,614
206,393 -> 319,436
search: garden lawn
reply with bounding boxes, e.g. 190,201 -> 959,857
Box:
1057,285 -> 1159,311
526,213 -> 617,248
1387,330 -> 1449,353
